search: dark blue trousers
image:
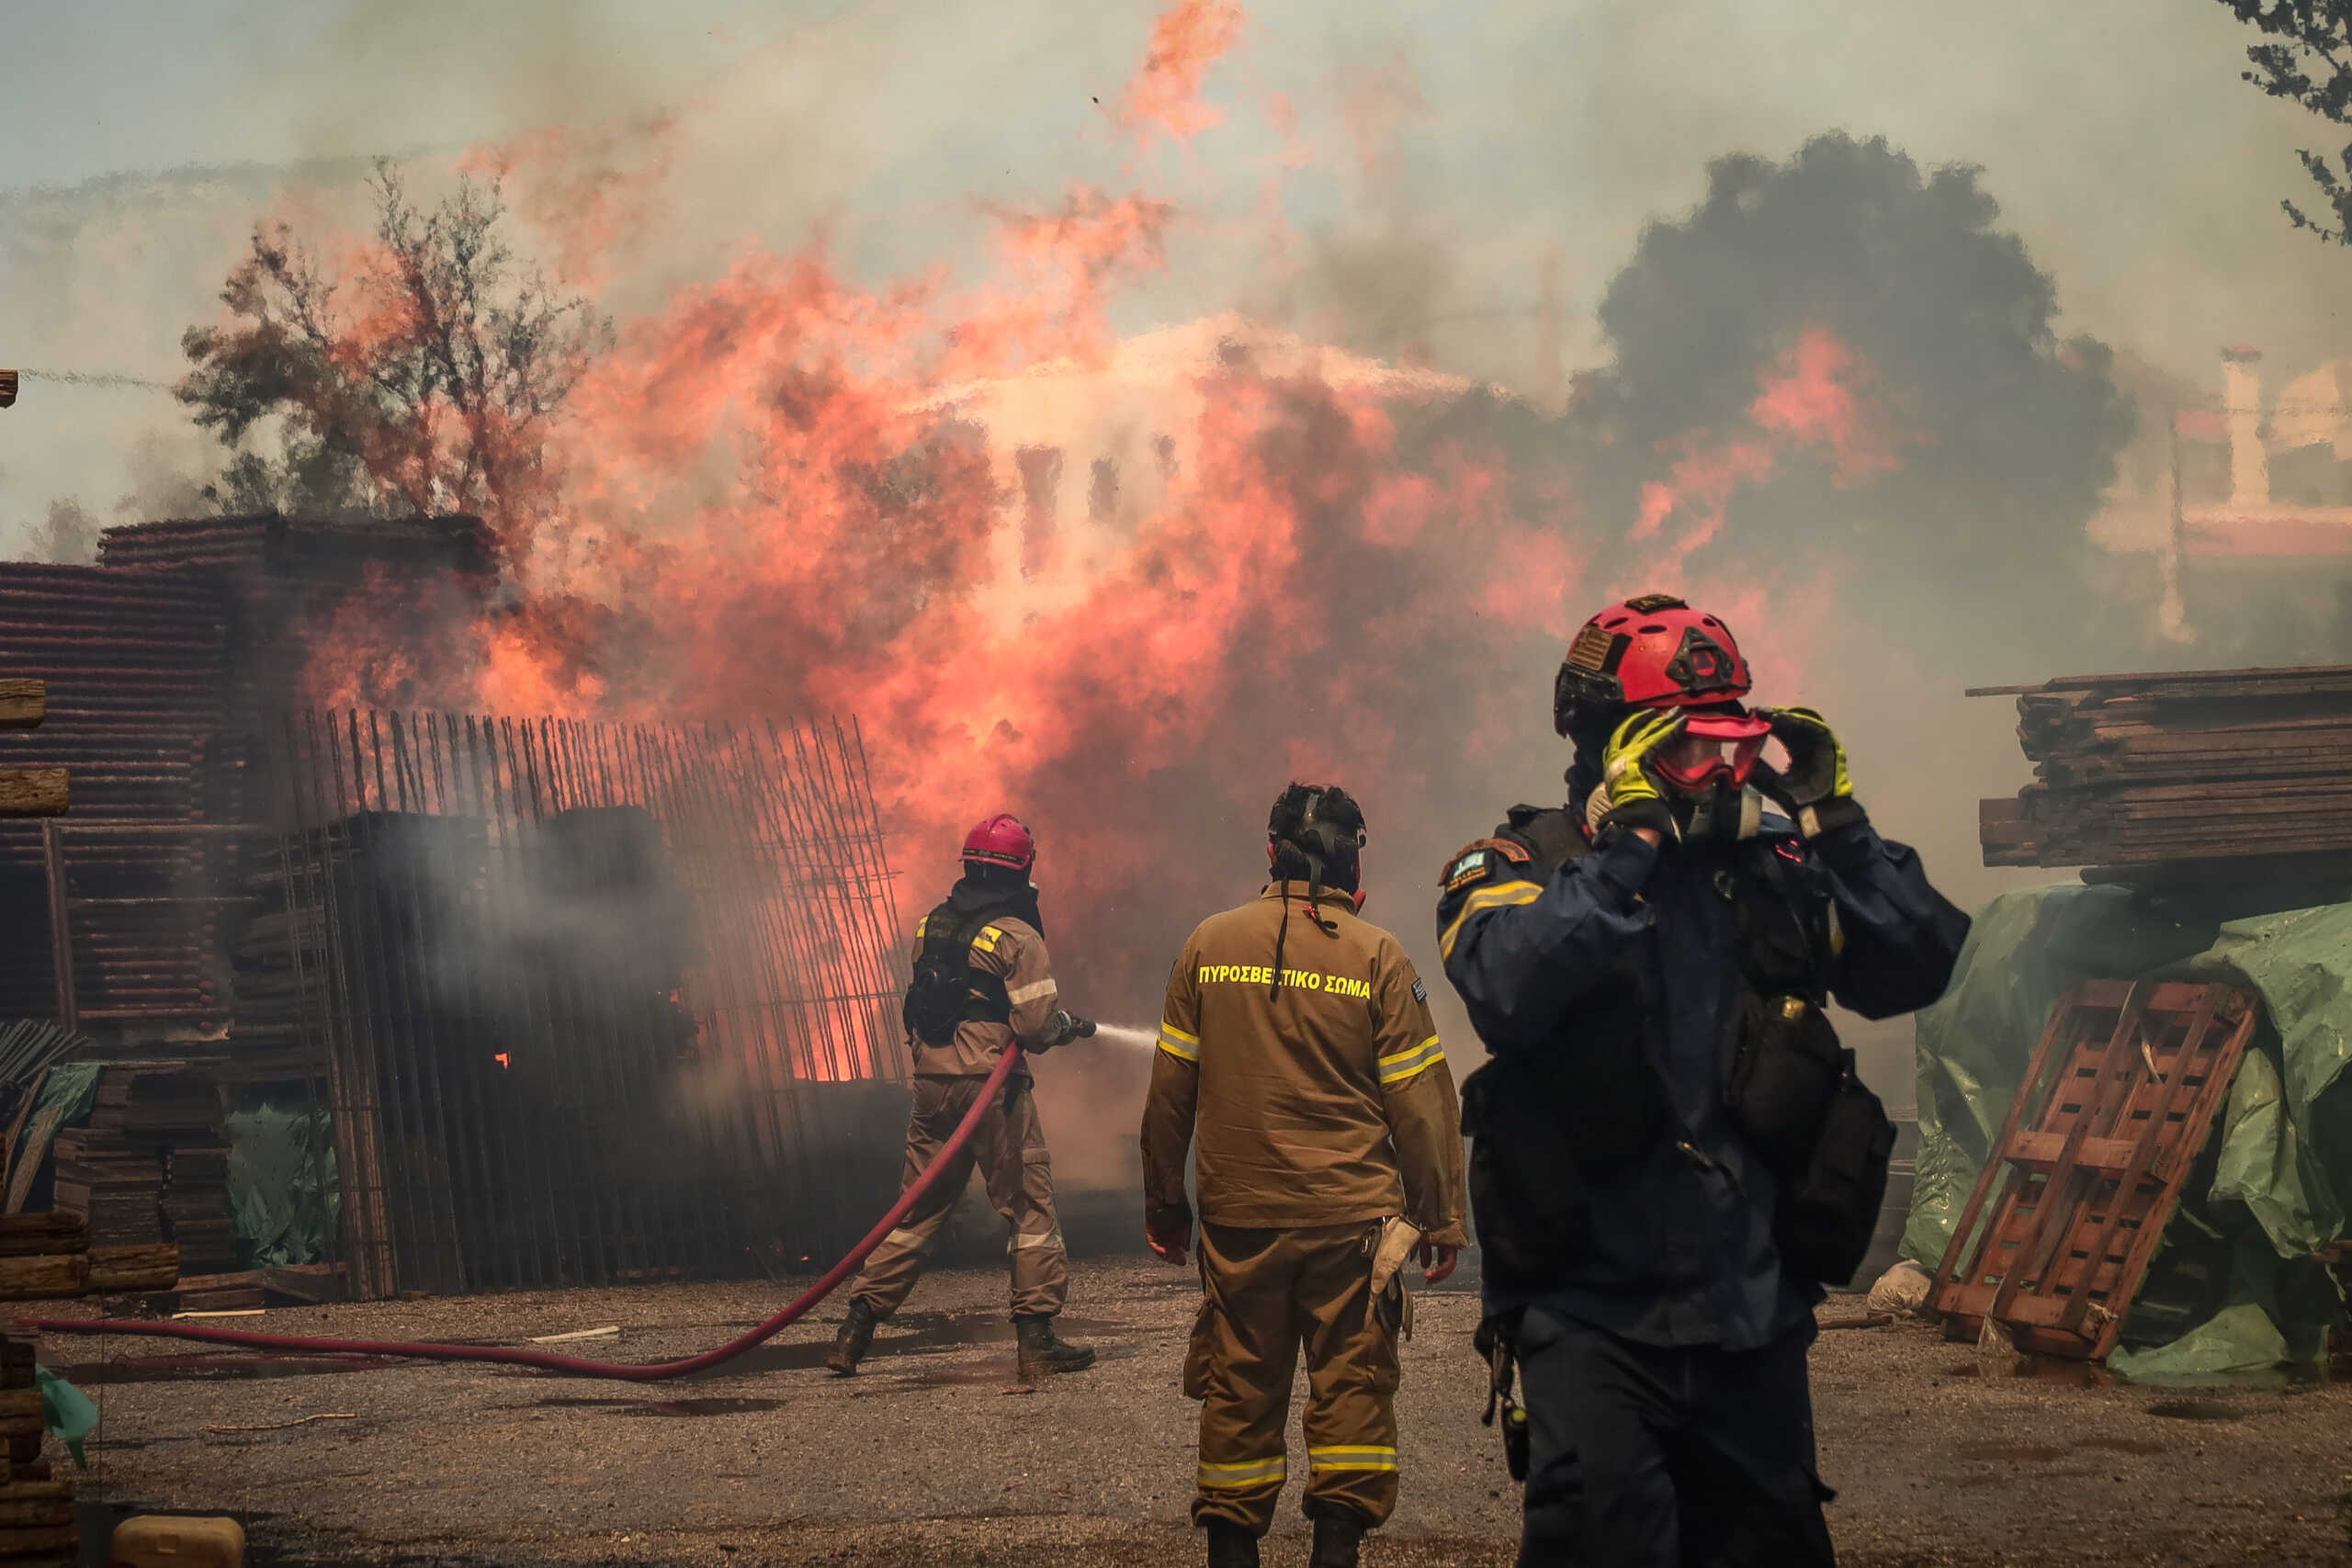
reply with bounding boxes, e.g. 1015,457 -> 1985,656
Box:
1514,1310 -> 1836,1568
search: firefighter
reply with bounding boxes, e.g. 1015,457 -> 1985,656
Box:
1437,595 -> 1970,1567
827,813 -> 1097,1382
1143,784 -> 1467,1568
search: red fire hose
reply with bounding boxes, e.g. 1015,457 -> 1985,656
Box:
11,1048 -> 1022,1382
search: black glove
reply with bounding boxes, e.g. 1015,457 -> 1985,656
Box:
1036,1010 -> 1095,1051
1753,705 -> 1865,836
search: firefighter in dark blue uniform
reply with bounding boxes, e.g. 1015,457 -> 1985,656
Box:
1436,595 -> 1968,1567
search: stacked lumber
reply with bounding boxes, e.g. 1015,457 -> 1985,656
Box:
163,1145 -> 235,1275
222,874 -> 325,1087
50,1130 -> 163,1247
51,1070 -> 232,1271
0,1332 -> 74,1567
1977,664 -> 2352,874
0,1213 -> 176,1301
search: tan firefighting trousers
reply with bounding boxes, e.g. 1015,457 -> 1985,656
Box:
847,1073 -> 1068,1318
1186,1222 -> 1403,1536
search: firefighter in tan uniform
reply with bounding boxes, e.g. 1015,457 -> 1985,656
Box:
828,813 -> 1097,1382
1141,784 -> 1468,1568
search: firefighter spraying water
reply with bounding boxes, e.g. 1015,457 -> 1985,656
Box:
827,813 -> 1102,1382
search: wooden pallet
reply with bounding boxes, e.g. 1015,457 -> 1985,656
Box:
1928,979 -> 2258,1359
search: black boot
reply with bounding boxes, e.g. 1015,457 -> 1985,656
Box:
1012,1313 -> 1095,1379
1308,1506 -> 1368,1568
825,1298 -> 878,1375
1204,1520 -> 1260,1568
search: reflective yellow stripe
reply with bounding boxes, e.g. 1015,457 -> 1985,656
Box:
1007,978 -> 1057,1005
1309,1444 -> 1398,1472
1197,1455 -> 1287,1487
972,924 -> 1003,953
1439,880 -> 1541,961
1158,1022 -> 1201,1063
1377,1035 -> 1444,1086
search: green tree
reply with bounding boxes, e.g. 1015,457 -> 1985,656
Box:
178,162 -> 611,530
2220,0 -> 2352,241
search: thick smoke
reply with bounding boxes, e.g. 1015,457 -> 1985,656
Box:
17,2 -> 2352,1145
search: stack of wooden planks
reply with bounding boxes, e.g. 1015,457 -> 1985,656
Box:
1977,664 -> 2352,875
0,1212 -> 175,1301
51,1070 -> 232,1274
0,1332 -> 74,1567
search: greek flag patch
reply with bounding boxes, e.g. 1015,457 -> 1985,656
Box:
1411,977 -> 1427,1004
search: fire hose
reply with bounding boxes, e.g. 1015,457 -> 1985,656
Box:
9,1047 -> 1024,1382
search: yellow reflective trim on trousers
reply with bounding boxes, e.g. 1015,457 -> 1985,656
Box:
1308,1445 -> 1399,1472
1439,880 -> 1541,962
1197,1455 -> 1287,1487
1158,1023 -> 1201,1063
1376,1035 -> 1444,1086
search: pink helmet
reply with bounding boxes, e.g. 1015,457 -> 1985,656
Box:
960,813 -> 1036,872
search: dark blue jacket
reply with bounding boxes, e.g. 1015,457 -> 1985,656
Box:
1439,807 -> 1967,1351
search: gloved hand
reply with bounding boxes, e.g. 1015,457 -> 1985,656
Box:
1597,708 -> 1686,843
1752,706 -> 1864,835
1035,1010 -> 1096,1052
1147,1208 -> 1193,1268
1416,1238 -> 1460,1285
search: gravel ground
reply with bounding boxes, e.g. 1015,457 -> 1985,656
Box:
27,1256 -> 2352,1567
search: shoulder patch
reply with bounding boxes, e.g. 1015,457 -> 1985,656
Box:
1438,837 -> 1530,894
1442,849 -> 1493,893
1412,977 -> 1428,1005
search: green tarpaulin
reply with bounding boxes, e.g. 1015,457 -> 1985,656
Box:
1904,883 -> 2352,1374
225,1106 -> 340,1269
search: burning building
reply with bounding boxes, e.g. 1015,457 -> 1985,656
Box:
0,514 -> 912,1297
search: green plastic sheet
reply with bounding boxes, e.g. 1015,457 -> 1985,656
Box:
1903,882 -> 2352,1373
34,1366 -> 94,1470
224,1106 -> 340,1268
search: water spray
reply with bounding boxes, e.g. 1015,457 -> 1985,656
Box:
17,367 -> 174,392
1092,1023 -> 1160,1050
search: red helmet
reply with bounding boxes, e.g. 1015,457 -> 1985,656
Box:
1554,592 -> 1754,734
961,812 -> 1036,872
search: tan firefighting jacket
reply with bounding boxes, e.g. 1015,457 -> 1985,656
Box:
909,911 -> 1060,1078
1141,884 -> 1468,1243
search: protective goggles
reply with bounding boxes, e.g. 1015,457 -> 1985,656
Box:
1652,711 -> 1771,792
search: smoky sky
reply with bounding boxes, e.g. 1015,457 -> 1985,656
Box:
7,0 -> 2352,1114
9,0 -> 2352,539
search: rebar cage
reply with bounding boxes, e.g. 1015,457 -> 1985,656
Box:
266,709 -> 910,1299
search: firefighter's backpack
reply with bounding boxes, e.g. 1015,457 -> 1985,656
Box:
901,907 -> 1012,1047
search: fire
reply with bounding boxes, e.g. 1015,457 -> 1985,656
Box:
265,2 -> 1911,1025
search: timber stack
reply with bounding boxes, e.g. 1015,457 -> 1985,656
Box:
1978,663 -> 2352,882
0,1212 -> 176,1300
0,1331 -> 74,1567
51,1071 -> 232,1275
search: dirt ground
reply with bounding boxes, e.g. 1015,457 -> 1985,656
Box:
26,1255 -> 2352,1567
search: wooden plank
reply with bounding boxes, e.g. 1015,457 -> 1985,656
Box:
0,1217 -> 83,1260
0,1532 -> 80,1561
0,1499 -> 73,1530
0,1255 -> 84,1300
0,684 -> 43,732
2005,1132 -> 2142,1173
0,773 -> 67,819
86,1244 -> 177,1292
